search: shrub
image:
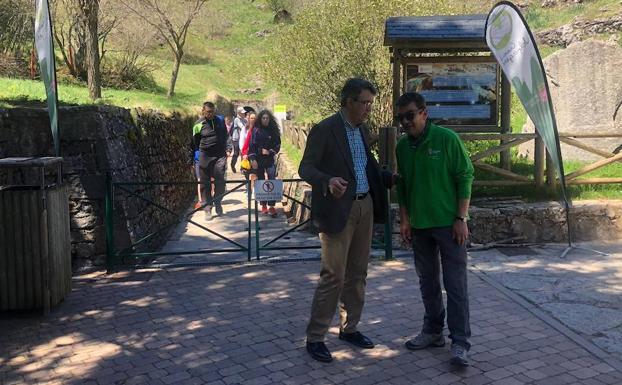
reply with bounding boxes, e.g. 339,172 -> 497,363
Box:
101,54 -> 159,91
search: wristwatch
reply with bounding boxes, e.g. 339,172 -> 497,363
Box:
455,216 -> 467,223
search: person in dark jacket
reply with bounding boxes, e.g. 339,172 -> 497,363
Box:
299,78 -> 392,363
188,101 -> 228,220
248,109 -> 281,217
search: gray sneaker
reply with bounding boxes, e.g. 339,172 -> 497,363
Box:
204,206 -> 213,221
405,333 -> 445,350
215,205 -> 224,216
450,344 -> 469,367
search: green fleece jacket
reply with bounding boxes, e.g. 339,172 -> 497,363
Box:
396,121 -> 474,229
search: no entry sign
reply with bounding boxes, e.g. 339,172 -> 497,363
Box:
254,180 -> 284,202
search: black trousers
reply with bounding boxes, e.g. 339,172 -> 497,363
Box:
411,226 -> 471,350
198,152 -> 227,208
230,143 -> 240,169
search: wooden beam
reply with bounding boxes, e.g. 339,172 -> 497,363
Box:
403,55 -> 494,64
473,162 -> 531,182
534,134 -> 545,188
473,180 -> 533,186
565,151 -> 622,181
567,178 -> 622,185
559,137 -> 614,158
471,138 -> 532,162
500,72 -> 511,170
559,133 -> 622,138
460,133 -> 536,141
392,48 -> 401,125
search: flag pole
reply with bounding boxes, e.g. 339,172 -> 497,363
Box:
485,1 -> 606,258
46,0 -> 60,157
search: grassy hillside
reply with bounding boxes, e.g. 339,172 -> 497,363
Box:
0,0 -> 620,113
0,0 -> 282,112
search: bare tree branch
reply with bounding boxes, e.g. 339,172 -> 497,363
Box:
119,0 -> 208,97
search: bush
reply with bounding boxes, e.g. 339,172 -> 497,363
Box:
101,55 -> 159,91
0,52 -> 31,78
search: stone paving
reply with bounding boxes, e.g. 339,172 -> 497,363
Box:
3,176 -> 622,384
2,252 -> 622,384
469,241 -> 622,359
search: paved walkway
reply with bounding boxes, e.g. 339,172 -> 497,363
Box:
2,254 -> 622,384
3,179 -> 622,384
469,241 -> 622,360
157,175 -> 320,266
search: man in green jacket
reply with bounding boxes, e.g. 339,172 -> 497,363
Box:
395,92 -> 474,367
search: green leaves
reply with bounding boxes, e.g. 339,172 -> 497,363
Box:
264,0 -> 489,131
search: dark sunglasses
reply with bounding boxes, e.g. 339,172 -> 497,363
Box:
395,109 -> 423,122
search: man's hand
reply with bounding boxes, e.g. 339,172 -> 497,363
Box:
328,177 -> 348,198
400,220 -> 412,244
452,220 -> 469,246
261,148 -> 270,155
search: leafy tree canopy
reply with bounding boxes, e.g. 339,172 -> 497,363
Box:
265,0 -> 493,129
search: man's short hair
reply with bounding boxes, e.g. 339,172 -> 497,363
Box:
203,101 -> 215,110
340,78 -> 377,107
395,92 -> 426,109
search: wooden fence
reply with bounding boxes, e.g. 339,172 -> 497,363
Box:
282,121 -> 622,189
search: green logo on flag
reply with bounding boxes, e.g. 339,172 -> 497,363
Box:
490,10 -> 513,50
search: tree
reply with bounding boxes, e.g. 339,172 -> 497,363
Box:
265,0 -> 494,130
77,0 -> 102,100
120,0 -> 208,98
52,0 -> 116,83
0,0 -> 33,54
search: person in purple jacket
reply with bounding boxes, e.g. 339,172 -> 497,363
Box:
248,109 -> 281,217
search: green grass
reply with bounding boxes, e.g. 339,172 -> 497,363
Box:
524,0 -> 621,30
0,0 -> 282,111
470,156 -> 622,200
281,139 -> 303,167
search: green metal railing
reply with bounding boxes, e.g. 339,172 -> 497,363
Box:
106,173 -> 253,271
105,174 -> 394,271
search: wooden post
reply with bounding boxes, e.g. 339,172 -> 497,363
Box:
500,73 -> 512,170
391,48 -> 401,119
534,133 -> 545,188
546,151 -> 556,189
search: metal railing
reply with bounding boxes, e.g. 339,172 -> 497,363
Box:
105,175 -> 395,271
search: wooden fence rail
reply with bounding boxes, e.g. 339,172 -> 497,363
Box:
282,121 -> 622,190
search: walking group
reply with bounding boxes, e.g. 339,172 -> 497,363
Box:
188,102 -> 281,221
300,78 -> 474,367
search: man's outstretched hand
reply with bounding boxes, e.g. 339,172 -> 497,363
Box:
328,177 -> 348,198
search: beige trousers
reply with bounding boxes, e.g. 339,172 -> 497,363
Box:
306,195 -> 373,342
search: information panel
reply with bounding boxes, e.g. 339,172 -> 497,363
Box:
405,62 -> 498,126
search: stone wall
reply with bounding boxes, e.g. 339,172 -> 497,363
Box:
0,106 -> 196,270
469,200 -> 622,244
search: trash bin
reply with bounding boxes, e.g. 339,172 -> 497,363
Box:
0,157 -> 71,314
